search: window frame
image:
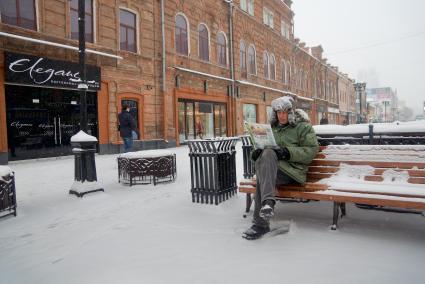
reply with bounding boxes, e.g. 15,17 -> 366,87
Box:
263,7 -> 274,29
263,51 -> 269,79
240,40 -> 247,77
198,23 -> 210,62
70,0 -> 95,43
247,44 -> 257,75
119,8 -> 138,53
0,0 -> 37,30
269,54 -> 276,80
217,31 -> 227,66
175,13 -> 190,56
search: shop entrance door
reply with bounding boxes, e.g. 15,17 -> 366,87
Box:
5,85 -> 98,161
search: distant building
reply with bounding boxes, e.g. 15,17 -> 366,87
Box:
366,87 -> 398,122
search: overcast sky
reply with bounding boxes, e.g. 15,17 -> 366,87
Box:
292,0 -> 425,115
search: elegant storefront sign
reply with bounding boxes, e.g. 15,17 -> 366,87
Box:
5,52 -> 101,91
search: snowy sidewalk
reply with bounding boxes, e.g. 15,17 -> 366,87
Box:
0,144 -> 424,284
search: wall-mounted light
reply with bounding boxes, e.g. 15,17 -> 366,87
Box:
204,80 -> 208,93
175,75 -> 181,87
263,92 -> 266,102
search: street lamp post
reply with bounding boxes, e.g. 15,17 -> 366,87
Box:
69,0 -> 103,197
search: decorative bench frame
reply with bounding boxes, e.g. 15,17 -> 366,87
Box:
118,151 -> 176,186
239,145 -> 425,229
0,167 -> 17,218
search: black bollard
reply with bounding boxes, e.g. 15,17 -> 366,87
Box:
69,131 -> 104,197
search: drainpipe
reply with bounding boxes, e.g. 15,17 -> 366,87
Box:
161,0 -> 166,93
225,0 -> 236,136
160,0 -> 167,142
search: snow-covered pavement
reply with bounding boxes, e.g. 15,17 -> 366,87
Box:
1,144 -> 424,284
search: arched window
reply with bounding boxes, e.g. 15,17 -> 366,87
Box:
217,32 -> 227,66
287,61 -> 291,84
263,51 -> 269,79
240,41 -> 247,77
175,14 -> 188,55
120,9 -> 137,52
1,0 -> 37,30
198,24 -> 209,61
270,54 -> 276,80
281,60 -> 286,83
248,45 -> 256,75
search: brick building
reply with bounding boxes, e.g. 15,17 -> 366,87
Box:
0,0 -> 356,164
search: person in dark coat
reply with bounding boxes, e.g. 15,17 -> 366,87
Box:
118,104 -> 137,152
320,114 -> 329,125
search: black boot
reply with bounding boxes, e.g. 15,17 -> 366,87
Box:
259,199 -> 275,220
242,224 -> 270,240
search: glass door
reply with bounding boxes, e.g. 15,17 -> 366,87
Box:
6,85 -> 98,161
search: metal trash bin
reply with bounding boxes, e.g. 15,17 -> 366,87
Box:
240,135 -> 255,179
188,137 -> 239,205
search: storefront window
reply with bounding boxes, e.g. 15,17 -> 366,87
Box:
178,100 -> 227,142
243,104 -> 257,123
5,85 -> 98,161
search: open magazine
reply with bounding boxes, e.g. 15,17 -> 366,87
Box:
244,121 -> 278,149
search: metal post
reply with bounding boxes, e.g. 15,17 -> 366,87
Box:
69,0 -> 103,197
78,0 -> 88,132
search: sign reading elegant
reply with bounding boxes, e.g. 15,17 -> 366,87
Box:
5,52 -> 101,91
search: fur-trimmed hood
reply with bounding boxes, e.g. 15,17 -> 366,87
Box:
269,108 -> 311,127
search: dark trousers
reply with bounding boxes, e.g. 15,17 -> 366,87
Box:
253,148 -> 295,227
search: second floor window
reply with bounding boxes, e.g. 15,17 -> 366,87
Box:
120,9 -> 136,53
217,32 -> 227,66
175,14 -> 188,55
248,45 -> 256,75
270,54 -> 276,80
198,24 -> 209,61
70,0 -> 93,42
240,41 -> 247,76
0,0 -> 36,30
263,52 -> 269,79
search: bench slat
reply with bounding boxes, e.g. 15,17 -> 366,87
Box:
276,191 -> 425,210
311,159 -> 425,169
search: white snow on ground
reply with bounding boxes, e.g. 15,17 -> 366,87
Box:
1,144 -> 425,284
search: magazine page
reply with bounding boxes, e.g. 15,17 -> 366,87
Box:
244,122 -> 277,149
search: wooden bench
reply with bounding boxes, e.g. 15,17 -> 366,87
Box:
239,145 -> 425,229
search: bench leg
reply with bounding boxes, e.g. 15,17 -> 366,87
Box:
340,203 -> 347,217
245,193 -> 252,213
331,202 -> 340,230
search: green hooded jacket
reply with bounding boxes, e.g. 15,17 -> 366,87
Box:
269,109 -> 319,184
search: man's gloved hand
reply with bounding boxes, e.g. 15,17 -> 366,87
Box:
274,147 -> 290,160
251,149 -> 263,161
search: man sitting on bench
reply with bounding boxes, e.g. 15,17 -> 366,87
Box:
243,96 -> 319,240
